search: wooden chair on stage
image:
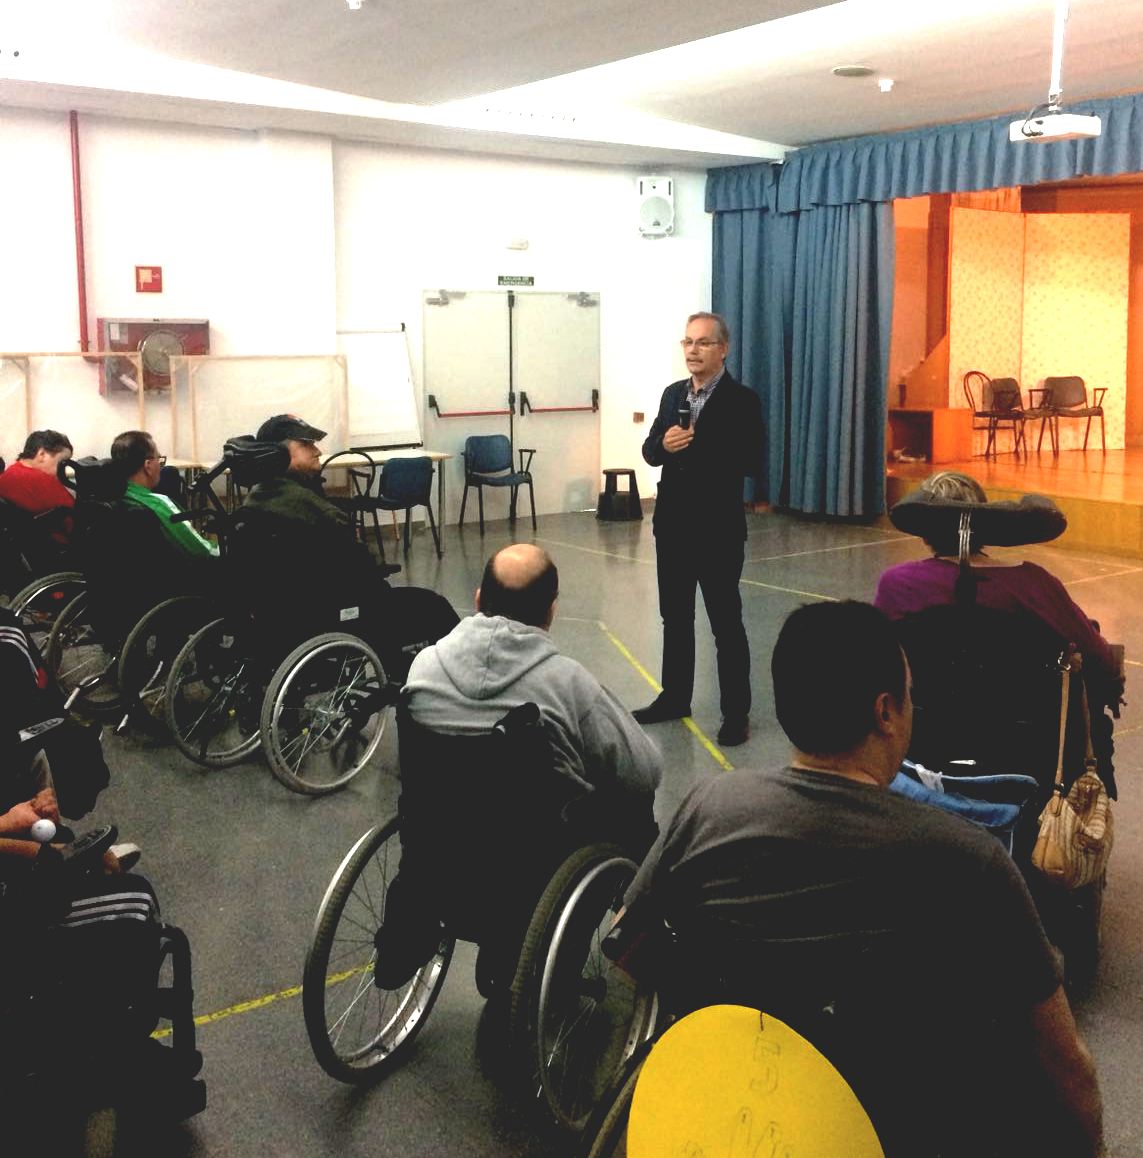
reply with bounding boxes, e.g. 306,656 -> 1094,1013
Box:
1036,376 -> 1106,454
962,371 -> 1027,457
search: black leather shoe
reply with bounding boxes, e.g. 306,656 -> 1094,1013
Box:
717,717 -> 749,747
632,696 -> 691,724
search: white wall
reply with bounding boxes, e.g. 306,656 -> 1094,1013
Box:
0,106 -> 711,500
334,143 -> 711,509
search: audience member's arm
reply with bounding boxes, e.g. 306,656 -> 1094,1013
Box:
1028,985 -> 1104,1156
586,687 -> 663,796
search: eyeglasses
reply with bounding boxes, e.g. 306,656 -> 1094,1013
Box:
148,455 -> 168,467
680,338 -> 723,349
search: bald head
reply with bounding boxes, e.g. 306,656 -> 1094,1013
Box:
477,544 -> 559,628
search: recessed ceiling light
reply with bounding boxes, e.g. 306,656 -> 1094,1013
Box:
878,77 -> 895,93
832,64 -> 875,78
345,0 -> 364,9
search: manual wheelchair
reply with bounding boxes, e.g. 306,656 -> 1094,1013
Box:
23,458 -> 219,737
302,701 -> 658,1133
162,439 -> 458,794
0,493 -> 73,598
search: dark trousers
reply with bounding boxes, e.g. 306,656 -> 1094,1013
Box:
655,532 -> 750,719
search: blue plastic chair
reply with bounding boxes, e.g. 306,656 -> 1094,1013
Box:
375,456 -> 441,558
458,435 -> 536,533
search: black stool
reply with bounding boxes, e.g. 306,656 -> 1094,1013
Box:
597,468 -> 642,521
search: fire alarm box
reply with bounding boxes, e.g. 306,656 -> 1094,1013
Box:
96,317 -> 210,393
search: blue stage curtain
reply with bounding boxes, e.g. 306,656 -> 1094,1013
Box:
713,200 -> 892,515
709,89 -> 1143,516
787,201 -> 894,516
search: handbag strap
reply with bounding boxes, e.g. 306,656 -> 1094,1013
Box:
1051,657 -> 1071,796
1052,654 -> 1100,799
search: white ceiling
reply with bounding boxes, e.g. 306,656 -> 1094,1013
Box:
1,0 -> 1141,167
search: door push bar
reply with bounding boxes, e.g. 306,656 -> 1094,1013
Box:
427,394 -> 513,419
519,389 -> 599,415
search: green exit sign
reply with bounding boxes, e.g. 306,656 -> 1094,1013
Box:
498,275 -> 534,286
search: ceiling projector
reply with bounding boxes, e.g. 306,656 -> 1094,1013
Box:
1009,111 -> 1102,142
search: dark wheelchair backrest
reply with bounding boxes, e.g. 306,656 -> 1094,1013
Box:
395,701 -> 585,942
654,918 -> 1006,1155
897,602 -> 1081,789
67,458 -> 191,645
0,498 -> 70,592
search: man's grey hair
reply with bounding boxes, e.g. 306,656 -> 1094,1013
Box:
687,312 -> 730,345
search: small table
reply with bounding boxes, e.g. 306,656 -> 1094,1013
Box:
320,449 -> 452,532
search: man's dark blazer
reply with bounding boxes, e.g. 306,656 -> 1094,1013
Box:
642,373 -> 764,542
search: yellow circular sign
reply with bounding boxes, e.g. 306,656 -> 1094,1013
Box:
629,1005 -> 883,1157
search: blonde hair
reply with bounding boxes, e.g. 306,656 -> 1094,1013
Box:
918,471 -> 987,505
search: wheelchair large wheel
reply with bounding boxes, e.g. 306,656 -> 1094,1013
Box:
510,845 -> 658,1133
260,632 -> 391,796
165,617 -> 263,768
577,1043 -> 653,1158
118,595 -> 211,738
44,591 -> 122,717
303,819 -> 454,1084
7,570 -> 85,651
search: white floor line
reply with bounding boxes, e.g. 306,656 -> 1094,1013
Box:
747,535 -> 912,564
1063,567 -> 1143,587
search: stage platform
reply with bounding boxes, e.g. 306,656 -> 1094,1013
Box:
886,448 -> 1143,559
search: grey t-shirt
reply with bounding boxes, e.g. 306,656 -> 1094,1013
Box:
624,765 -> 1062,1155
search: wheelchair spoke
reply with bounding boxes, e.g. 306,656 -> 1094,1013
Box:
304,821 -> 454,1082
265,638 -> 389,794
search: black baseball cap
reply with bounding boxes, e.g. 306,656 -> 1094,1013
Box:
256,414 -> 327,444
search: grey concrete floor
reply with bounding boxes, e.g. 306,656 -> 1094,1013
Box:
92,509 -> 1143,1156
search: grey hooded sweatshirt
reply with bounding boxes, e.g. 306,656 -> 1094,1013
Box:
404,614 -> 661,801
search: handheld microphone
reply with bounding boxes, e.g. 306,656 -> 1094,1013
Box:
677,406 -> 691,430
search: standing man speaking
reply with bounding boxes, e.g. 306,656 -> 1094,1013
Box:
633,312 -> 763,747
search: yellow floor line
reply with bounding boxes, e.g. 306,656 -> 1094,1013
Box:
152,964 -> 366,1039
597,620 -> 734,773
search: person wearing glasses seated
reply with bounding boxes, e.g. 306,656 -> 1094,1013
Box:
110,431 -> 217,560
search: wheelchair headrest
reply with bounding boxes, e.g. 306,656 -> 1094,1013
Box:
221,436 -> 291,487
890,489 -> 1066,548
65,456 -> 127,503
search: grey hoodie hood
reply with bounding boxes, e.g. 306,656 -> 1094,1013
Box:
428,614 -> 557,701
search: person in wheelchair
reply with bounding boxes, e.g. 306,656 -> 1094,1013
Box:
377,544 -> 661,990
875,472 -> 1121,700
1,605 -> 110,822
110,430 -> 217,561
0,747 -> 203,1139
0,430 -> 76,542
612,601 -> 1103,1157
236,414 -> 455,680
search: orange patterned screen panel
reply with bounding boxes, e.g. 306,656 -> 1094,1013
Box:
1022,213 -> 1129,452
949,209 -> 1025,427
947,208 -> 1129,453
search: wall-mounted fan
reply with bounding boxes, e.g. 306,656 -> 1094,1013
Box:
97,317 -> 210,393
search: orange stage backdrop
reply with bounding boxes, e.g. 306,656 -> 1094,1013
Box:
948,208 -> 1129,452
